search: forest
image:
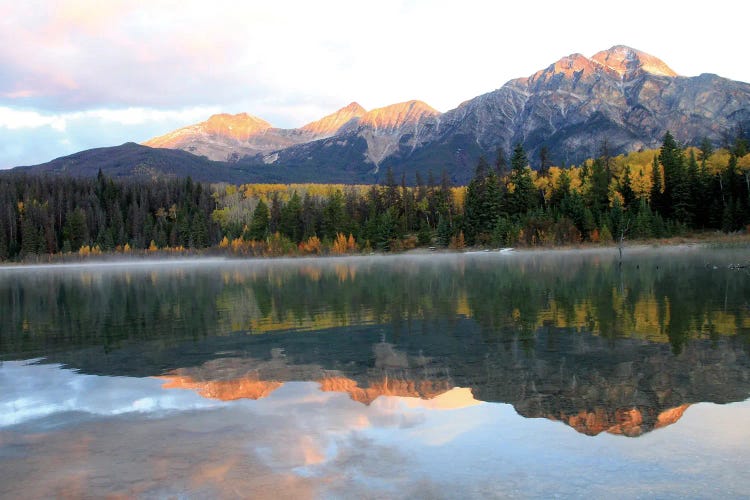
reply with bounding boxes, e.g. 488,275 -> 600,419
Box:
1,131 -> 749,261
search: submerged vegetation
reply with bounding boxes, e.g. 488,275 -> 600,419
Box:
1,132 -> 749,261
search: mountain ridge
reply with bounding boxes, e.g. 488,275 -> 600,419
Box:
16,45 -> 750,184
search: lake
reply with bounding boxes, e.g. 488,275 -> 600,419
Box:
1,247 -> 749,498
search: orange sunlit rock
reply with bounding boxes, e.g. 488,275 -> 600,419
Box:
202,113 -> 273,141
655,404 -> 691,429
144,112 -> 272,149
158,374 -> 282,401
529,53 -> 603,84
318,376 -> 451,405
591,45 -> 677,78
300,102 -> 366,137
528,46 -> 677,89
563,407 -> 645,436
554,403 -> 689,437
358,100 -> 438,132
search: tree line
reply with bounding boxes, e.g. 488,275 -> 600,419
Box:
0,171 -> 219,260
0,131 -> 748,261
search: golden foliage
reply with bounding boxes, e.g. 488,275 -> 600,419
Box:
331,233 -> 358,255
449,231 -> 465,249
299,236 -> 322,255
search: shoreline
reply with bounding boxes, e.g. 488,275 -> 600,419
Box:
1,233 -> 748,269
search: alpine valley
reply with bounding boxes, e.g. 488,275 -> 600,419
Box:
15,45 -> 750,184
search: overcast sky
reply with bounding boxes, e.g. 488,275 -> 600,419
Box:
1,0 -> 748,168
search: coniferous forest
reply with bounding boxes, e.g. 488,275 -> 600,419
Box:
1,132 -> 749,262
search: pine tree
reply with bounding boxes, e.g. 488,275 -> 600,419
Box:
322,191 -> 347,240
650,155 -> 664,215
269,193 -> 281,234
382,166 -> 400,208
619,165 -> 636,209
280,191 -> 303,243
658,131 -> 686,220
588,157 -> 610,221
464,156 -> 506,245
508,144 -> 536,216
247,199 -> 270,241
190,212 -> 209,248
63,207 -> 88,251
436,215 -> 452,247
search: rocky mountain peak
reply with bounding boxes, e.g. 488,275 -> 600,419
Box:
359,100 -> 440,132
143,112 -> 272,150
528,53 -> 604,85
201,113 -> 273,141
591,45 -> 677,78
300,102 -> 367,137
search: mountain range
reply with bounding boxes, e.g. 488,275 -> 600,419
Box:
15,45 -> 750,184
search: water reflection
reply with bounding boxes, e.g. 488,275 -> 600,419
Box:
1,361 -> 749,498
2,249 -> 748,360
1,249 -> 749,437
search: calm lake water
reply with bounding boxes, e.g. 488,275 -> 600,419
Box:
1,247 -> 749,498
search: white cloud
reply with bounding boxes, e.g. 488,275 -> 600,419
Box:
0,105 -> 222,168
1,0 -> 749,166
0,107 -> 67,131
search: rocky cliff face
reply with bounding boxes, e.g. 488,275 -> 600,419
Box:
299,101 -> 366,136
141,45 -> 750,183
143,112 -> 279,162
414,45 -> 750,180
143,103 -> 368,162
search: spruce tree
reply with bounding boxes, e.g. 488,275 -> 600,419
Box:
248,199 -> 270,241
620,165 -> 636,209
280,191 -> 303,243
508,144 -> 536,216
650,155 -> 664,215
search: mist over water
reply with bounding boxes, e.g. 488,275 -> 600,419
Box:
1,247 -> 749,497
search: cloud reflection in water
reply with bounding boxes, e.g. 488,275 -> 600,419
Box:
1,361 -> 749,498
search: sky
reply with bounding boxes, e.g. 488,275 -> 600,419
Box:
1,0 -> 749,168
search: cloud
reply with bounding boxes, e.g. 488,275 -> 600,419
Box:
0,108 -> 67,131
3,1 -> 749,114
0,105 -> 220,167
1,1 -> 749,167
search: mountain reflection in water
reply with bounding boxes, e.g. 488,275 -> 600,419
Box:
1,248 -> 750,497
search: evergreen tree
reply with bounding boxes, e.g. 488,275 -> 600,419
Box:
301,193 -> 318,239
269,193 -> 282,234
375,207 -> 398,250
322,191 -> 347,240
588,157 -> 610,221
508,144 -> 536,216
538,145 -> 551,175
382,166 -> 400,208
436,214 -> 452,247
63,207 -> 89,251
279,191 -> 303,243
464,156 -> 500,244
699,137 -> 714,164
494,147 -> 508,177
650,155 -> 664,215
658,131 -> 686,220
247,199 -> 270,241
20,212 -> 39,257
550,169 -> 572,209
619,165 -> 636,209
190,212 -> 209,248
